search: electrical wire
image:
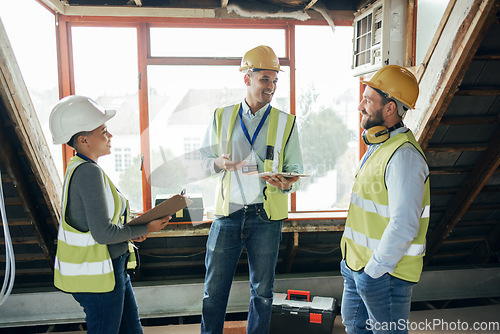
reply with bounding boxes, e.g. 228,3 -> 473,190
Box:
0,169 -> 15,306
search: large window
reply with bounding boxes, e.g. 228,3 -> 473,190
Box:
295,26 -> 359,211
56,17 -> 359,215
70,27 -> 143,211
0,0 -> 60,176
416,0 -> 449,64
147,65 -> 290,213
150,27 -> 286,58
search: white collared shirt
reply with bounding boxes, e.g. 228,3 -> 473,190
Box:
200,100 -> 303,204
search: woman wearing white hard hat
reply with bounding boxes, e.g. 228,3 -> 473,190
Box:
49,95 -> 169,333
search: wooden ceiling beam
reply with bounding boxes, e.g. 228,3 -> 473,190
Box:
455,87 -> 500,96
474,53 -> 500,60
439,115 -> 500,125
467,203 -> 500,211
430,250 -> 473,260
304,0 -> 319,10
429,167 -> 473,175
424,126 -> 500,266
426,143 -> 489,152
0,253 -> 48,262
2,197 -> 23,206
430,187 -> 461,195
0,268 -> 53,276
0,218 -> 32,226
0,236 -> 40,245
457,220 -> 498,227
430,167 -> 500,175
442,236 -> 485,245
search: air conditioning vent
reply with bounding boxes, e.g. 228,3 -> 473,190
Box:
352,0 -> 406,77
373,6 -> 383,45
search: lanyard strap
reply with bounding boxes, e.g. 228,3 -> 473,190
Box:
359,145 -> 374,171
239,104 -> 271,147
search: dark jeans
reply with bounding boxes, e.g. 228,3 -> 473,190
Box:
201,203 -> 282,334
73,251 -> 143,334
340,260 -> 415,334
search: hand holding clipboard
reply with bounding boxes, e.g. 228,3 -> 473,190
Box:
127,191 -> 193,226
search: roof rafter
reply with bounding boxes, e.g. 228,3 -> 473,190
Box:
404,0 -> 499,150
398,0 -> 500,266
425,126 -> 500,265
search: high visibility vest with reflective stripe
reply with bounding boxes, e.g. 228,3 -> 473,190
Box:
214,104 -> 295,220
341,131 -> 430,282
54,156 -> 133,293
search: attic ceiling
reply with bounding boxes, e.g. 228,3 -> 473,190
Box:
1,0 -> 500,314
40,0 -> 369,22
49,0 -> 364,11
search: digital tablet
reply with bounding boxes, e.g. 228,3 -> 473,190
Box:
255,172 -> 310,178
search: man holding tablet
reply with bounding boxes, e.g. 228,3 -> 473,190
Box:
199,45 -> 304,334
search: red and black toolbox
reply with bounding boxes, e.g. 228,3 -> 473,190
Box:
270,290 -> 338,334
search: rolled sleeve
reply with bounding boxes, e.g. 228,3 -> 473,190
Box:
200,114 -> 221,177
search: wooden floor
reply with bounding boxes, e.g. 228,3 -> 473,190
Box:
138,304 -> 500,334
43,304 -> 500,333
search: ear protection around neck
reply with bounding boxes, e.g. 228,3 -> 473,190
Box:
362,122 -> 404,145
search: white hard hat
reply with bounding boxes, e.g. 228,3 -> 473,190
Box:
49,95 -> 116,144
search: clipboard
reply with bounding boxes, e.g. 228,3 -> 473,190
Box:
255,172 -> 310,178
127,194 -> 193,225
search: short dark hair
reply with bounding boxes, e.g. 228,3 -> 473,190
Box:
372,86 -> 408,116
372,87 -> 396,107
67,130 -> 93,149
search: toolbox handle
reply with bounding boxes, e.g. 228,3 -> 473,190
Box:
287,289 -> 310,302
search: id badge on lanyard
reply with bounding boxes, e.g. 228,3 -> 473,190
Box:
239,104 -> 271,175
242,150 -> 258,175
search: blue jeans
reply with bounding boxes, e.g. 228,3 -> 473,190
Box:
201,203 -> 282,334
340,260 -> 415,334
73,251 -> 143,334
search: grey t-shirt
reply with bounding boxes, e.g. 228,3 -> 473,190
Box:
66,162 -> 148,259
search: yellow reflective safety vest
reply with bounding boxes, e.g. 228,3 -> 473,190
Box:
341,131 -> 430,283
214,103 -> 295,220
54,156 -> 136,293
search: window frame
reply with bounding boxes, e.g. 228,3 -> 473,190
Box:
56,15 -> 355,215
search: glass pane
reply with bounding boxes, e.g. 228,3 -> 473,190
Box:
416,0 -> 449,64
71,27 -> 143,212
295,25 -> 359,211
147,65 -> 290,214
150,27 -> 286,58
0,0 -> 61,178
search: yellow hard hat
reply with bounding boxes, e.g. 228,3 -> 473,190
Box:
362,65 -> 419,109
239,45 -> 283,72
